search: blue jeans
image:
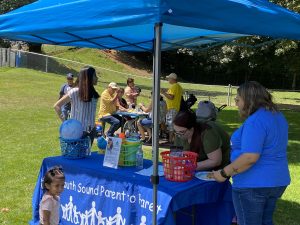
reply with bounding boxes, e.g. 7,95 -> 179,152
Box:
232,186 -> 287,225
100,115 -> 121,137
140,118 -> 152,128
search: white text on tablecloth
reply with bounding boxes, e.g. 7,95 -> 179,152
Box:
64,180 -> 163,214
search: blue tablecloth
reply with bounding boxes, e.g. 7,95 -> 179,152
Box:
115,111 -> 148,119
30,153 -> 234,225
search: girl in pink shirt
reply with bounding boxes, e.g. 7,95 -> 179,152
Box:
39,166 -> 65,225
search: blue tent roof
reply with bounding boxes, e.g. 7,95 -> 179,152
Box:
1,0 -> 300,51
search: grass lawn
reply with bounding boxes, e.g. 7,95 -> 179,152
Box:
0,67 -> 299,224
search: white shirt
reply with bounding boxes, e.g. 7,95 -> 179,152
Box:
39,194 -> 60,225
68,88 -> 98,132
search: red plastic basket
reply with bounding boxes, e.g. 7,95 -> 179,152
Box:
160,151 -> 198,182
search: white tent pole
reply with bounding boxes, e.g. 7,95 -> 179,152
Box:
151,22 -> 162,225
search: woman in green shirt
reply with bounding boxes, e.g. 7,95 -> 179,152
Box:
173,110 -> 230,171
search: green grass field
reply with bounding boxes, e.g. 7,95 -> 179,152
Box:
0,67 -> 299,224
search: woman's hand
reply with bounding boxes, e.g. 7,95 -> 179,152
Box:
212,170 -> 227,182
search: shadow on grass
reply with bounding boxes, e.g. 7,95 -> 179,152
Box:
114,51 -> 152,72
278,104 -> 300,111
282,97 -> 300,102
287,142 -> 300,164
274,198 -> 300,225
20,53 -> 79,76
47,57 -> 79,76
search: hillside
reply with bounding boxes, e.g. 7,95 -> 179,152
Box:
41,45 -> 300,110
42,45 -> 152,77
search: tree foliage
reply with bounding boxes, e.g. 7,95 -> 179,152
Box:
0,0 -> 35,14
157,0 -> 300,89
0,0 -> 41,52
1,0 -> 300,88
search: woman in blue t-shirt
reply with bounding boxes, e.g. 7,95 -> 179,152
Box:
213,81 -> 290,225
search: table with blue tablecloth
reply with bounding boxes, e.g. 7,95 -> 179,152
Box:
30,153 -> 234,225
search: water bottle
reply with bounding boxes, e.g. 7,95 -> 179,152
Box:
125,130 -> 130,138
136,145 -> 143,169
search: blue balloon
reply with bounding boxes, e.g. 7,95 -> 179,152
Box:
97,136 -> 107,149
60,119 -> 83,140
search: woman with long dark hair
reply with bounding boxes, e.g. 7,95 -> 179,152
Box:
213,81 -> 290,225
54,66 -> 99,142
173,110 -> 230,171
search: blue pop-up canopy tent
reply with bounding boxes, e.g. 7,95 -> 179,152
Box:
1,0 -> 300,224
1,0 -> 300,51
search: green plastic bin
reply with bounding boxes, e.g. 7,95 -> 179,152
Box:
118,142 -> 141,166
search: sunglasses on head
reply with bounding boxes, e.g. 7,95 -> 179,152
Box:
48,166 -> 63,176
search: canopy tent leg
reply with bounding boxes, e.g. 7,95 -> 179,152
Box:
151,22 -> 162,225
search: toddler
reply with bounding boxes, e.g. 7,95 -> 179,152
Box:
39,166 -> 65,225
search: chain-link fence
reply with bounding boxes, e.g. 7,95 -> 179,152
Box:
0,47 -> 16,67
0,48 -> 154,97
1,47 -> 299,108
0,48 -> 237,106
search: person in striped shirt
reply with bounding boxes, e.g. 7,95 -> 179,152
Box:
54,66 -> 100,143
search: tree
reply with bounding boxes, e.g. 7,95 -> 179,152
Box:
0,0 -> 42,52
0,0 -> 36,14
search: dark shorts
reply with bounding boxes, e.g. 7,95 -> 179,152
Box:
140,118 -> 152,128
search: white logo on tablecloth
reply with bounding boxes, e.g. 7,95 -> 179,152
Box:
61,196 -> 147,225
139,215 -> 146,225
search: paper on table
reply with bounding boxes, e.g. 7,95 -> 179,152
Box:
135,165 -> 164,176
103,137 -> 122,169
